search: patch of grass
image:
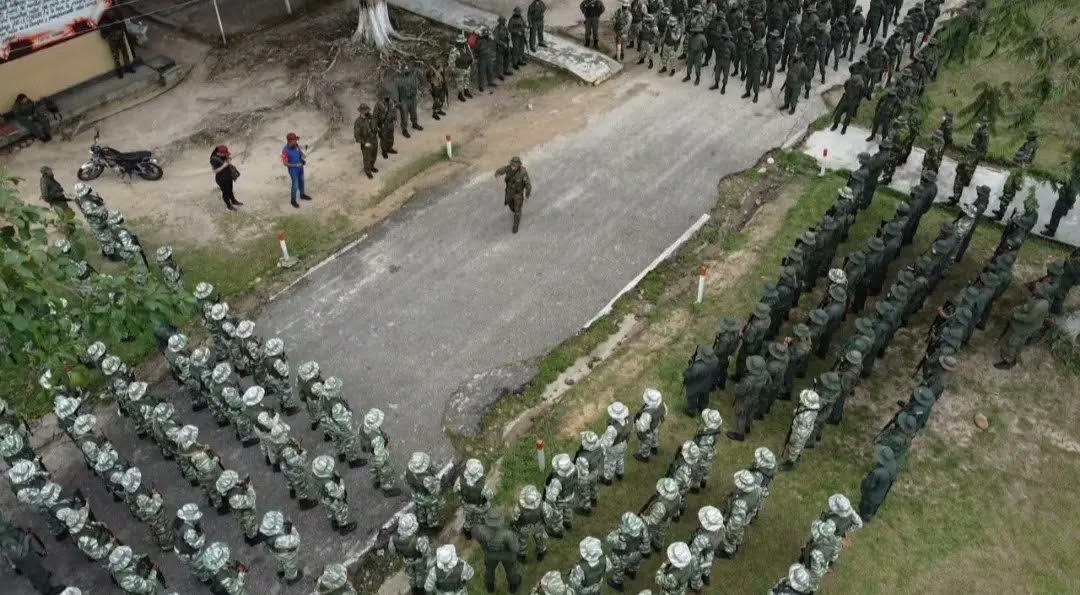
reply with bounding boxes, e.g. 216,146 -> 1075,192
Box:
465,162 -> 1076,593
514,71 -> 571,93
723,231 -> 747,252
373,149 -> 451,206
180,213 -> 351,297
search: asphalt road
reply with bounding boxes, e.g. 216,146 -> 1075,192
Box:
3,42 -> 860,595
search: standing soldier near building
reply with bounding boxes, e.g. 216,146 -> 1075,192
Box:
765,29 -> 782,88
448,33 -> 475,102
830,69 -> 866,134
659,15 -> 683,76
510,7 -> 530,67
390,513 -> 431,594
494,16 -> 514,79
407,451 -> 444,533
425,544 -> 474,595
475,28 -> 499,92
600,401 -> 632,484
494,156 -> 533,234
655,542 -> 693,595
606,512 -> 648,591
614,1 -> 633,61
353,104 -> 379,180
428,62 -> 450,120
688,506 -> 725,591
454,458 -> 493,539
260,510 -> 302,584
742,39 -> 766,101
683,15 -> 708,85
778,52 -> 806,113
372,94 -> 398,161
528,0 -> 548,50
634,388 -> 667,462
396,62 -> 423,135
312,455 -> 357,533
637,13 -> 659,69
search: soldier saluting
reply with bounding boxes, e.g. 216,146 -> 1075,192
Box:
494,156 -> 533,234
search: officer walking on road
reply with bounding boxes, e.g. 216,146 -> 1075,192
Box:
494,156 -> 533,233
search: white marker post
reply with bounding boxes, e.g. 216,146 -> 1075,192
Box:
819,147 -> 828,177
445,135 -> 453,160
536,440 -> 546,472
696,265 -> 707,304
277,233 -> 298,268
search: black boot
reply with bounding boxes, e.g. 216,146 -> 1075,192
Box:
458,92 -> 466,102
464,89 -> 474,98
709,81 -> 719,90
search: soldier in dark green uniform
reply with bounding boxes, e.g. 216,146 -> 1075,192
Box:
711,318 -> 739,390
866,87 -> 900,141
759,342 -> 790,418
353,104 -> 379,180
788,323 -> 814,381
776,265 -> 801,320
765,29 -> 782,87
830,71 -> 866,134
727,355 -> 768,441
395,62 -> 423,137
683,346 -> 719,416
876,411 -> 918,463
858,445 -> 897,522
475,507 -> 521,593
781,16 -> 800,71
373,94 -> 398,160
494,157 -> 533,234
734,303 -> 772,380
814,286 -> 847,358
995,284 -> 1051,369
779,53 -> 807,114
991,167 -> 1025,221
829,350 -> 862,425
734,21 -> 753,80
475,27 -> 499,92
509,7 -> 529,68
843,251 -> 868,312
921,131 -> 945,178
741,39 -> 766,101
684,16 -> 708,85
811,371 -> 842,440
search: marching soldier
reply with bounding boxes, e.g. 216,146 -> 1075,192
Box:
226,474 -> 260,545
494,156 -> 533,234
406,451 -> 444,532
390,513 -> 432,594
106,545 -> 164,595
280,443 -> 320,509
711,318 -> 739,389
822,492 -> 863,540
361,408 -> 402,496
734,303 -> 771,380
858,445 -> 898,522
606,512 -> 649,591
454,458 -> 493,539
312,455 -> 357,533
260,510 -> 303,584
511,484 -> 559,561
297,361 -> 324,429
634,388 -> 667,462
727,355 -> 768,441
800,519 -> 840,591
683,346 -> 719,417
173,503 -> 207,567
255,338 -> 298,414
120,468 -> 174,551
995,283 -> 1051,369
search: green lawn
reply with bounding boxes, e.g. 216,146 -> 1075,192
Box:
462,159 -> 1077,593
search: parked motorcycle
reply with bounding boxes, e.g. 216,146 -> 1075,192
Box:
77,130 -> 164,181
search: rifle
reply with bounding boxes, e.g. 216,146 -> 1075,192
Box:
692,428 -> 726,441
638,493 -> 659,516
28,529 -> 47,556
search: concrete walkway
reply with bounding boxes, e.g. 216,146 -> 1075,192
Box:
391,0 -> 622,85
802,127 -> 1080,248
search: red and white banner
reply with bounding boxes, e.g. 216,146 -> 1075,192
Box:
1,0 -> 113,62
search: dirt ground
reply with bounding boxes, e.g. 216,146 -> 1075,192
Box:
0,7 -> 612,274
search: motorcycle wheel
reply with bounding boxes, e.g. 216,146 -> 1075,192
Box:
137,163 -> 164,181
77,163 -> 105,181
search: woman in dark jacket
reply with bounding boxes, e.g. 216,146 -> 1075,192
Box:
210,145 -> 242,210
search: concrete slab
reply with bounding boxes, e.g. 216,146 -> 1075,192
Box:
391,0 -> 623,85
802,127 -> 1080,248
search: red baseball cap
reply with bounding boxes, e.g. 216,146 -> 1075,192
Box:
286,132 -> 299,141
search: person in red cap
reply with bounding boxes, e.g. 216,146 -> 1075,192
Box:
210,145 -> 242,210
281,133 -> 312,208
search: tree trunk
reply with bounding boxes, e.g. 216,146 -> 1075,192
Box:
353,0 -> 396,51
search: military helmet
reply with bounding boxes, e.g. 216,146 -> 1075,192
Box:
202,542 -> 230,572
464,458 -> 485,480
216,469 -> 240,493
656,477 -> 679,498
519,484 -> 542,508
235,319 -> 255,339
152,402 -> 173,420
264,337 -> 284,357
101,355 -> 123,376
621,511 -> 644,534
580,535 -> 603,563
809,308 -> 829,326
72,413 -> 97,436
733,469 -> 757,492
260,510 -> 285,536
827,285 -> 847,303
553,452 -> 573,475
435,544 -> 458,570
86,341 -> 107,363
820,371 -> 842,392
364,407 -> 385,428
189,347 -> 210,366
754,302 -> 773,319
898,411 -> 918,434
702,408 -> 722,430
54,394 -> 81,418
120,466 -> 142,492
681,440 -> 701,463
312,455 -> 336,478
57,505 -> 89,531
510,156 -> 522,165
178,502 -> 203,522
642,388 -> 662,407
828,268 -> 847,286
298,361 -> 320,381
828,493 -> 852,517
209,302 -> 229,321
7,459 -> 38,484
580,430 -> 600,450
799,389 -> 821,410
107,544 -> 134,571
242,385 -> 265,407
408,451 -> 431,474
787,563 -> 812,591
767,342 -> 788,361
194,281 -> 215,300
753,446 -> 776,470
667,541 -> 693,568
912,386 -> 935,407
793,323 -> 811,340
154,245 -> 173,262
513,6 -> 522,13
167,333 -> 188,353
698,505 -> 724,531
921,169 -> 937,183
940,355 -> 958,371
211,362 -> 232,384
126,381 -> 148,402
398,512 -> 419,536
875,444 -> 895,466
540,570 -> 568,593
746,354 -> 767,372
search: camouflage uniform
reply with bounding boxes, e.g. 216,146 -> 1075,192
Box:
659,17 -> 684,74
317,563 -> 359,594
448,35 -> 475,97
780,390 -> 821,470
312,455 -> 356,532
511,485 -> 558,560
260,511 -> 302,583
568,536 -> 609,595
688,506 -> 725,591
297,361 -> 324,429
573,431 -> 604,512
691,409 -> 722,489
494,157 -> 533,233
361,408 -> 401,495
545,453 -> 580,528
606,511 -> 649,589
185,347 -> 214,414
406,451 -> 443,531
800,519 -> 840,591
390,513 -> 432,591
322,385 -> 365,467
120,469 -> 174,551
281,443 -> 320,506
455,458 -> 493,538
255,338 -> 298,413
655,542 -> 694,595
634,389 -> 666,460
643,478 -> 682,552
107,546 -> 163,595
425,545 -> 474,595
226,477 -> 260,542
600,401 -> 632,482
173,504 -> 207,565
719,470 -> 760,557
